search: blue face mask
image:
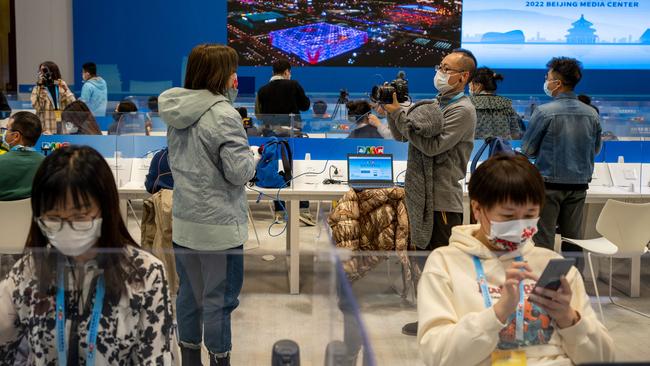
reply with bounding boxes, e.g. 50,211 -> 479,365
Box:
226,88 -> 238,104
2,130 -> 14,147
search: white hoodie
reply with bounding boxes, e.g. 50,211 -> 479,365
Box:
417,224 -> 615,366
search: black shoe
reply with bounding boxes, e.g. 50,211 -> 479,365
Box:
180,345 -> 202,366
402,321 -> 418,336
210,353 -> 230,366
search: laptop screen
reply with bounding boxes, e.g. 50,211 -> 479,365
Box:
348,154 -> 393,182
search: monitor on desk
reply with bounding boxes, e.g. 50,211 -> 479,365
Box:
347,154 -> 394,189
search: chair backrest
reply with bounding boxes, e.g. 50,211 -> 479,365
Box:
596,199 -> 650,255
0,198 -> 32,254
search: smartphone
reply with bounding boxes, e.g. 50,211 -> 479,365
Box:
533,258 -> 576,292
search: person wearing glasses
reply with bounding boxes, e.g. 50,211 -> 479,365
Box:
0,146 -> 175,364
383,49 -> 478,336
521,57 -> 602,264
0,111 -> 44,201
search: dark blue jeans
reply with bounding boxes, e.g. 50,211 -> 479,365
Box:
173,243 -> 244,354
274,201 -> 309,212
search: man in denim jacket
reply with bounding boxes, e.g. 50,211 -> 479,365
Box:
522,57 -> 602,254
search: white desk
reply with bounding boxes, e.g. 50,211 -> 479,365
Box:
118,159 -> 650,294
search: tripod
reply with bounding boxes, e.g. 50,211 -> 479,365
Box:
330,89 -> 349,121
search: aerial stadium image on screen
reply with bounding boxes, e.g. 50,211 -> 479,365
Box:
227,0 -> 463,67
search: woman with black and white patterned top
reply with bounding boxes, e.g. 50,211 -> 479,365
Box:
0,146 -> 174,365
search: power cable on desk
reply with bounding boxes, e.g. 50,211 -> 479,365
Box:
395,170 -> 406,187
325,164 -> 347,185
248,160 -> 330,237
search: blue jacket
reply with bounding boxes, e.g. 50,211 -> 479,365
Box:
522,92 -> 602,185
159,88 -> 255,251
80,77 -> 108,116
145,148 -> 174,194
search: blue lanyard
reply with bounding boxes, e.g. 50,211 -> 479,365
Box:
10,145 -> 34,152
472,255 -> 525,343
45,85 -> 60,110
56,261 -> 105,366
438,92 -> 464,108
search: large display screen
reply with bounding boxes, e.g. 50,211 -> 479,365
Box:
462,0 -> 650,69
227,0 -> 463,67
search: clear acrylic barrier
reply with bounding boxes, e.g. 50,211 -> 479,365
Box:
0,222 -> 375,365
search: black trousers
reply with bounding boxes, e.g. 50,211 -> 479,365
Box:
414,211 -> 464,271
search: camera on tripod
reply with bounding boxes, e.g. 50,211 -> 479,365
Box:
370,71 -> 409,104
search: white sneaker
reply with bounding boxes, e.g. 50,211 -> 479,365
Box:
299,211 -> 316,227
274,212 -> 286,224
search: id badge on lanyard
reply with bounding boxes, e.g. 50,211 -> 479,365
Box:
56,261 -> 105,366
46,85 -> 62,121
472,256 -> 527,365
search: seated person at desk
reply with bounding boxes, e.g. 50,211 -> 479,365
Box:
146,96 -> 165,132
417,154 -> 614,366
0,146 -> 175,364
0,111 -> 44,201
236,107 -> 259,137
347,100 -> 392,139
145,147 -> 174,194
312,100 -> 330,119
61,100 -> 102,135
0,90 -> 11,120
108,100 -> 147,135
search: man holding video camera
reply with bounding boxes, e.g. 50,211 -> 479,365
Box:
383,49 -> 478,336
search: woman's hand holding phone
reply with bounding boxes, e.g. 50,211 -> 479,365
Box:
529,276 -> 580,329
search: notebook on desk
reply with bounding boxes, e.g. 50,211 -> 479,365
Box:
347,154 -> 394,190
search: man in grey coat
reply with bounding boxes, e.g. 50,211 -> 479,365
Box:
384,49 -> 478,336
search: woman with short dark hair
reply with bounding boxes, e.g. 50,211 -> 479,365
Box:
31,61 -> 76,134
418,154 -> 614,366
0,146 -> 174,364
159,44 -> 255,366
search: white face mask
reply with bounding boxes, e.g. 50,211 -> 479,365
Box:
39,218 -> 103,257
543,80 -> 558,98
486,217 -> 539,251
65,122 -> 79,134
434,70 -> 456,94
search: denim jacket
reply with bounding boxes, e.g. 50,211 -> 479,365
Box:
522,92 -> 602,185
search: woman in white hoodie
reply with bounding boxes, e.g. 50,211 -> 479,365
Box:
418,154 -> 614,366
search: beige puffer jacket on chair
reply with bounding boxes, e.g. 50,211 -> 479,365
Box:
328,187 -> 419,300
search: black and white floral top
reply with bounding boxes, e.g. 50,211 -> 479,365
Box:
0,247 -> 175,365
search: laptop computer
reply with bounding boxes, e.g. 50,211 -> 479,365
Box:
347,154 -> 394,190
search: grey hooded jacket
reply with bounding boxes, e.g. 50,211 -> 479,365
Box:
388,94 -> 476,249
159,88 -> 255,251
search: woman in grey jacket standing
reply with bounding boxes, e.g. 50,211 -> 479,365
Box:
159,44 -> 255,366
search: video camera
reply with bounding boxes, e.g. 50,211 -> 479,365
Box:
39,66 -> 55,86
371,71 -> 409,104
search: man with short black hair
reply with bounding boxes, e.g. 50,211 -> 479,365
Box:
256,59 -> 311,132
80,62 -> 108,116
256,59 -> 313,225
384,48 -> 478,336
522,57 -> 602,255
0,111 -> 45,200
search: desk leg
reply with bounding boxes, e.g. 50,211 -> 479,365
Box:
120,199 -> 128,226
287,199 -> 300,294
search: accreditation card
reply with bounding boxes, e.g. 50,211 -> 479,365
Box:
491,349 -> 526,366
